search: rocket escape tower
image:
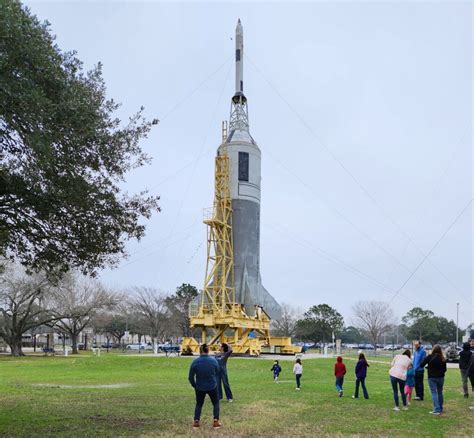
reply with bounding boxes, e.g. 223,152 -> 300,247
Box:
180,20 -> 300,356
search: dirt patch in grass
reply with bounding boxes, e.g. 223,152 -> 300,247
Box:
32,383 -> 133,389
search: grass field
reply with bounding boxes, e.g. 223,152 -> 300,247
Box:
0,353 -> 472,437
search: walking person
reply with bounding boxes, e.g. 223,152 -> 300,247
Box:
293,358 -> 303,390
353,353 -> 369,399
188,344 -> 221,430
405,364 -> 415,405
420,344 -> 447,416
271,360 -> 282,383
413,340 -> 427,401
459,342 -> 474,398
334,356 -> 347,397
215,343 -> 233,402
389,349 -> 412,411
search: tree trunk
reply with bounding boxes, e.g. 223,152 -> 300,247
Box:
9,336 -> 24,357
71,333 -> 79,354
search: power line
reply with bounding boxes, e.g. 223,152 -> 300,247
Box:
246,54 -> 471,310
160,56 -> 232,122
265,222 -> 422,309
264,149 -> 472,312
167,60 -> 233,288
100,227 -> 202,276
384,128 -> 471,304
389,198 -> 473,305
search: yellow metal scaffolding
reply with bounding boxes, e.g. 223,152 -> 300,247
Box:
181,122 -> 300,356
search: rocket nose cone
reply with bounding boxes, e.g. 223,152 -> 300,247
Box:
236,18 -> 243,32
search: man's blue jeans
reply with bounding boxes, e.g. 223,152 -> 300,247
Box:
194,388 -> 219,421
428,377 -> 444,413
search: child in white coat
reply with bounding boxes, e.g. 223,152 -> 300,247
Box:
293,358 -> 303,390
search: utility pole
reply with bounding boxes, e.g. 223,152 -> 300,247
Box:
456,302 -> 459,346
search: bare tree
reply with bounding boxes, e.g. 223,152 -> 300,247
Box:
165,283 -> 199,338
271,303 -> 301,337
132,287 -> 170,344
352,301 -> 396,351
92,304 -> 131,346
0,265 -> 57,356
49,274 -> 121,354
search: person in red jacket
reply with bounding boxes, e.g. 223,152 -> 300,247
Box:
334,356 -> 347,397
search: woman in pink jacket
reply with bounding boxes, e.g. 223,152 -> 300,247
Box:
389,349 -> 412,411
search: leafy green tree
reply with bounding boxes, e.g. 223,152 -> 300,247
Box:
433,317 -> 457,344
166,283 -> 199,338
295,304 -> 344,345
340,326 -> 363,344
0,2 -> 159,275
402,307 -> 439,342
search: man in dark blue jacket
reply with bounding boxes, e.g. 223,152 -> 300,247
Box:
188,343 -> 221,429
413,341 -> 427,400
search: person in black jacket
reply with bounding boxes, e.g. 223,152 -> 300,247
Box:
459,342 -> 474,398
420,345 -> 447,415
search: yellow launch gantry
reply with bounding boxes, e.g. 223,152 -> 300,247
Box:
180,123 -> 300,356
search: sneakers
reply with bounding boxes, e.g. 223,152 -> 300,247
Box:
213,419 -> 222,429
339,390 -> 343,398
429,411 -> 441,416
407,401 -> 411,406
227,399 -> 233,403
352,396 -> 357,399
464,394 -> 469,399
193,420 -> 200,429
393,407 -> 400,411
402,407 -> 409,411
414,397 -> 423,401
296,387 -> 301,391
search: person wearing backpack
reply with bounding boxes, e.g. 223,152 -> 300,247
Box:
459,342 -> 473,398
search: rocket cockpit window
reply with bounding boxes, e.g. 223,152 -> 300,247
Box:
238,152 -> 249,182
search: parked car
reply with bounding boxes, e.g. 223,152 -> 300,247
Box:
445,344 -> 461,363
101,342 -> 115,349
126,344 -> 145,350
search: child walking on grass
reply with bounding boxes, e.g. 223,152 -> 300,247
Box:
271,360 -> 282,383
293,358 -> 303,390
405,364 -> 415,405
334,356 -> 347,397
353,352 -> 370,399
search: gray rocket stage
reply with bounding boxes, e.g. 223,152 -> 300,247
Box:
217,19 -> 282,320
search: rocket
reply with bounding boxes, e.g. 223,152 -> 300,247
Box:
217,19 -> 282,320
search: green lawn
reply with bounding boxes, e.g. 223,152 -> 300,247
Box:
0,353 -> 471,437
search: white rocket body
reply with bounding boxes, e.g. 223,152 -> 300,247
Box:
216,19 -> 282,320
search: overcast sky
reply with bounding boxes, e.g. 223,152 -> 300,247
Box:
26,1 -> 472,328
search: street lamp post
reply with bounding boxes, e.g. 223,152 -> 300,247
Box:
456,303 -> 459,346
